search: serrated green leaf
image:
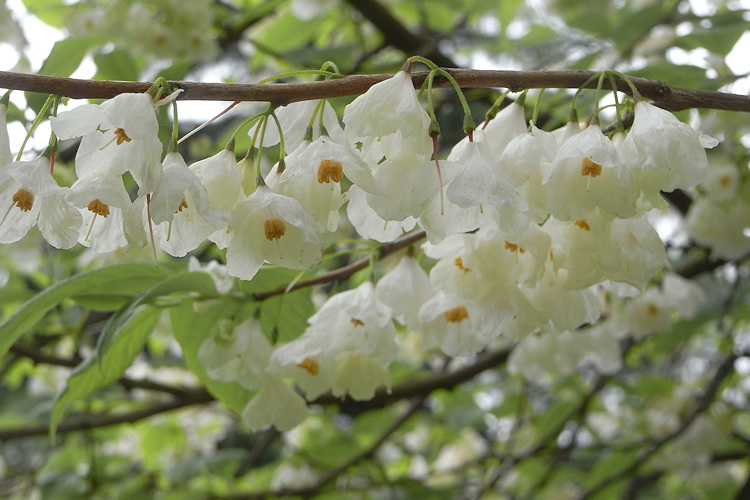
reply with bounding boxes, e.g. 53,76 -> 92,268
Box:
0,263 -> 172,359
49,307 -> 162,440
170,301 -> 253,415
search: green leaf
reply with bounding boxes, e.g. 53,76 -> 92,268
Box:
95,271 -> 218,361
0,263 -> 172,359
93,49 -> 142,81
240,268 -> 315,343
38,37 -> 106,77
49,307 -> 162,440
170,301 -> 254,416
21,0 -> 69,28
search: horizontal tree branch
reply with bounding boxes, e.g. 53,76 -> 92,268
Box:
0,345 -> 510,441
1,69 -> 749,112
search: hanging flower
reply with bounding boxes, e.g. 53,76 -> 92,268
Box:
0,156 -> 81,248
225,185 -> 321,280
50,93 -> 164,195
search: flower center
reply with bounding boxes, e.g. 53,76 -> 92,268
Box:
12,188 -> 34,211
719,174 -> 731,187
296,357 -> 319,376
454,256 -> 470,273
264,218 -> 286,240
317,159 -> 344,184
87,199 -> 110,218
580,157 -> 602,177
504,241 -> 525,253
444,306 -> 469,323
574,219 -> 591,231
176,197 -> 188,213
114,128 -> 132,145
350,317 -> 365,327
646,302 -> 660,316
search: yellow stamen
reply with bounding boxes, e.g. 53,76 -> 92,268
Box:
581,157 -> 602,177
263,218 -> 286,240
350,317 -> 364,327
454,256 -> 470,273
646,302 -> 660,316
317,159 -> 344,184
296,357 -> 319,376
444,306 -> 469,323
114,128 -> 131,145
12,188 -> 34,212
176,197 -> 188,213
574,219 -> 591,231
87,199 -> 110,218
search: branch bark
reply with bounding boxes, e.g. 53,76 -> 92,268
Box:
2,69 -> 749,112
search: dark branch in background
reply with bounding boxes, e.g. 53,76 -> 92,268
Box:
1,70 -> 749,112
342,0 -> 457,68
0,347 -> 510,441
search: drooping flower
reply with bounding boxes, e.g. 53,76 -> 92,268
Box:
343,69 -> 430,143
622,100 -> 716,207
50,93 -> 164,195
542,124 -> 638,221
0,156 -> 81,248
225,185 -> 321,280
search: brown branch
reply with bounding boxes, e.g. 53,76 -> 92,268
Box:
252,229 -> 427,301
0,346 -> 510,441
1,69 -> 749,112
342,0 -> 457,68
9,342 -> 203,399
0,390 -> 213,441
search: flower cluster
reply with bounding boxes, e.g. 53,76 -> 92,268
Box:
0,66 -> 718,431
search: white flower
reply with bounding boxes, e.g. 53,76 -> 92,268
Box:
226,186 -> 321,280
241,378 -> 309,431
446,140 -> 528,235
0,100 -> 11,167
343,70 -> 430,142
543,124 -> 638,221
188,257 -> 234,294
260,100 -> 345,151
68,174 -> 131,252
622,101 -> 713,204
375,255 -> 434,331
346,184 -> 417,243
0,156 -> 81,248
685,197 -> 750,260
51,93 -> 163,195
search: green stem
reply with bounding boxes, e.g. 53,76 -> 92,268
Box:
16,94 -> 57,161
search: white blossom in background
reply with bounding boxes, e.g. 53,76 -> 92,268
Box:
686,197 -> 750,260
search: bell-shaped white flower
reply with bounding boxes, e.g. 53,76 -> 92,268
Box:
343,70 -> 430,143
686,197 -> 750,260
260,100 -> 345,152
543,124 -> 638,221
51,93 -> 163,195
446,140 -> 528,235
479,101 -> 528,158
226,185 -> 321,280
68,174 -> 132,252
0,156 -> 81,248
622,101 -> 713,204
376,255 -> 435,331
346,184 -> 417,242
242,377 -> 309,431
